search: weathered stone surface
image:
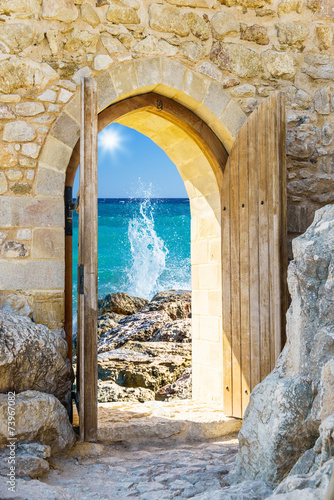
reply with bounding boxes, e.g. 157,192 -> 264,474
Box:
141,290 -> 191,320
0,442 -> 51,479
0,104 -> 15,119
211,42 -> 261,78
6,168 -> 23,182
293,89 -> 311,109
94,54 -> 113,71
149,4 -> 190,37
0,196 -> 64,228
210,12 -> 240,40
98,341 -> 191,392
0,391 -> 75,455
155,367 -> 192,401
287,124 -> 316,159
237,0 -> 266,7
65,29 -> 99,53
0,172 -> 7,194
98,380 -> 155,403
0,0 -> 41,15
21,142 -> 41,159
222,77 -> 241,88
276,22 -> 310,47
262,50 -> 296,79
240,24 -> 269,45
151,318 -> 191,343
106,2 -> 139,24
10,182 -> 32,195
302,54 -> 334,79
81,2 -> 100,27
0,310 -> 73,405
0,145 -> 16,169
316,25 -> 333,51
58,88 -> 73,103
0,24 -> 35,54
98,292 -> 148,316
0,57 -> 58,94
15,102 -> 45,116
186,12 -> 210,40
197,61 -> 222,81
133,35 -> 178,56
3,121 -> 36,142
233,204 -> 334,482
101,34 -> 126,55
207,481 -> 275,499
181,41 -> 206,62
97,312 -> 126,338
166,0 -> 217,6
2,240 -> 28,257
278,0 -> 303,12
314,87 -> 330,114
42,0 -> 78,22
231,84 -> 256,97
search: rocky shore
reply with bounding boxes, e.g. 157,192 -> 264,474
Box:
95,290 -> 192,403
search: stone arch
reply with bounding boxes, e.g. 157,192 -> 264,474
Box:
36,57 -> 247,402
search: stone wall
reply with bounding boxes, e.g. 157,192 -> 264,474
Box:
0,0 -> 333,327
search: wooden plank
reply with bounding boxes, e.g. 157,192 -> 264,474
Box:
258,98 -> 271,381
247,109 -> 261,392
238,121 -> 250,414
230,142 -> 242,418
222,158 -> 232,415
267,93 -> 281,369
79,77 -> 98,442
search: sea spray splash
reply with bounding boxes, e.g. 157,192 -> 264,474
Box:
127,192 -> 169,299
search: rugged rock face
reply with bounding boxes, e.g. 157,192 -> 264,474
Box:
234,204 -> 334,483
0,310 -> 73,406
98,292 -> 148,316
156,367 -> 192,401
96,290 -> 192,403
0,391 -> 75,455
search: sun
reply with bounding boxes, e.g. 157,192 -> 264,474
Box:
98,126 -> 123,154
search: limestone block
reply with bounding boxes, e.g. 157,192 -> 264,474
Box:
278,0 -> 303,13
210,12 -> 240,40
6,168 -> 24,181
0,172 -> 8,194
181,41 -> 206,62
15,102 -> 45,116
3,121 -> 36,142
0,260 -> 64,289
0,196 -> 64,228
0,57 -> 58,94
21,142 -> 41,159
231,84 -> 256,97
161,58 -> 185,92
50,112 -> 80,149
38,89 -> 57,102
0,24 -> 35,54
186,12 -> 210,40
237,0 -> 266,7
220,99 -> 247,138
39,135 -> 73,171
0,0 -> 41,15
208,290 -> 222,316
101,35 -> 126,55
314,87 -> 330,114
135,57 -> 162,89
17,229 -> 32,240
64,29 -> 99,53
110,61 -> 138,96
262,50 -> 296,79
0,105 -> 15,119
32,228 -> 64,260
94,55 -> 113,71
240,24 -> 269,45
96,71 -> 118,112
106,2 -> 140,24
42,0 -> 79,22
2,240 -> 29,258
192,338 -> 222,367
81,2 -> 100,27
149,4 -> 190,37
35,167 -> 65,196
183,69 -> 209,104
211,42 -> 261,78
197,61 -> 222,82
242,97 -> 258,113
166,0 -> 217,5
302,54 -> 334,79
203,80 -> 231,117
133,35 -> 178,57
57,88 -> 73,103
72,66 -> 93,85
293,89 -> 311,109
276,22 -> 309,47
316,25 -> 333,50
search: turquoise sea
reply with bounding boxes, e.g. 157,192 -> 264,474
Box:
72,197 -> 191,321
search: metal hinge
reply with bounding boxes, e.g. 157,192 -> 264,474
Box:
78,264 -> 84,295
65,186 -> 80,236
157,99 -> 163,111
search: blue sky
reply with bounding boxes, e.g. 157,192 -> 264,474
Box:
73,123 -> 188,198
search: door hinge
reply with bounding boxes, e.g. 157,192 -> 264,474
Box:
78,264 -> 84,295
157,99 -> 163,111
65,186 -> 80,236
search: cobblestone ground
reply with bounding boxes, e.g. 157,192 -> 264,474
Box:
11,436 -> 239,499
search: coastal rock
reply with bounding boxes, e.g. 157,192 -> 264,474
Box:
151,318 -> 191,343
0,391 -> 75,455
155,367 -> 192,401
97,311 -> 126,338
98,292 -> 148,316
0,309 -> 73,406
98,341 -> 191,392
233,204 -> 334,483
142,290 -> 191,320
98,380 -> 155,403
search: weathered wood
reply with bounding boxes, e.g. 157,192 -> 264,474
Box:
222,92 -> 287,417
78,77 -> 98,442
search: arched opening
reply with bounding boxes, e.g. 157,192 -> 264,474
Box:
65,93 -> 228,403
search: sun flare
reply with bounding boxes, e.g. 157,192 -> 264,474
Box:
98,127 -> 123,154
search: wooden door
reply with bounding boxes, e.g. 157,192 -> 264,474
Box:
77,77 -> 98,441
222,92 -> 287,418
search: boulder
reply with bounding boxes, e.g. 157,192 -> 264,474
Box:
98,380 -> 155,403
155,367 -> 192,401
98,341 -> 191,392
143,290 -> 191,320
151,318 -> 191,343
210,42 -> 261,78
0,443 -> 51,479
0,391 -> 75,455
0,309 -> 73,406
98,292 -> 148,316
233,204 -> 334,483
